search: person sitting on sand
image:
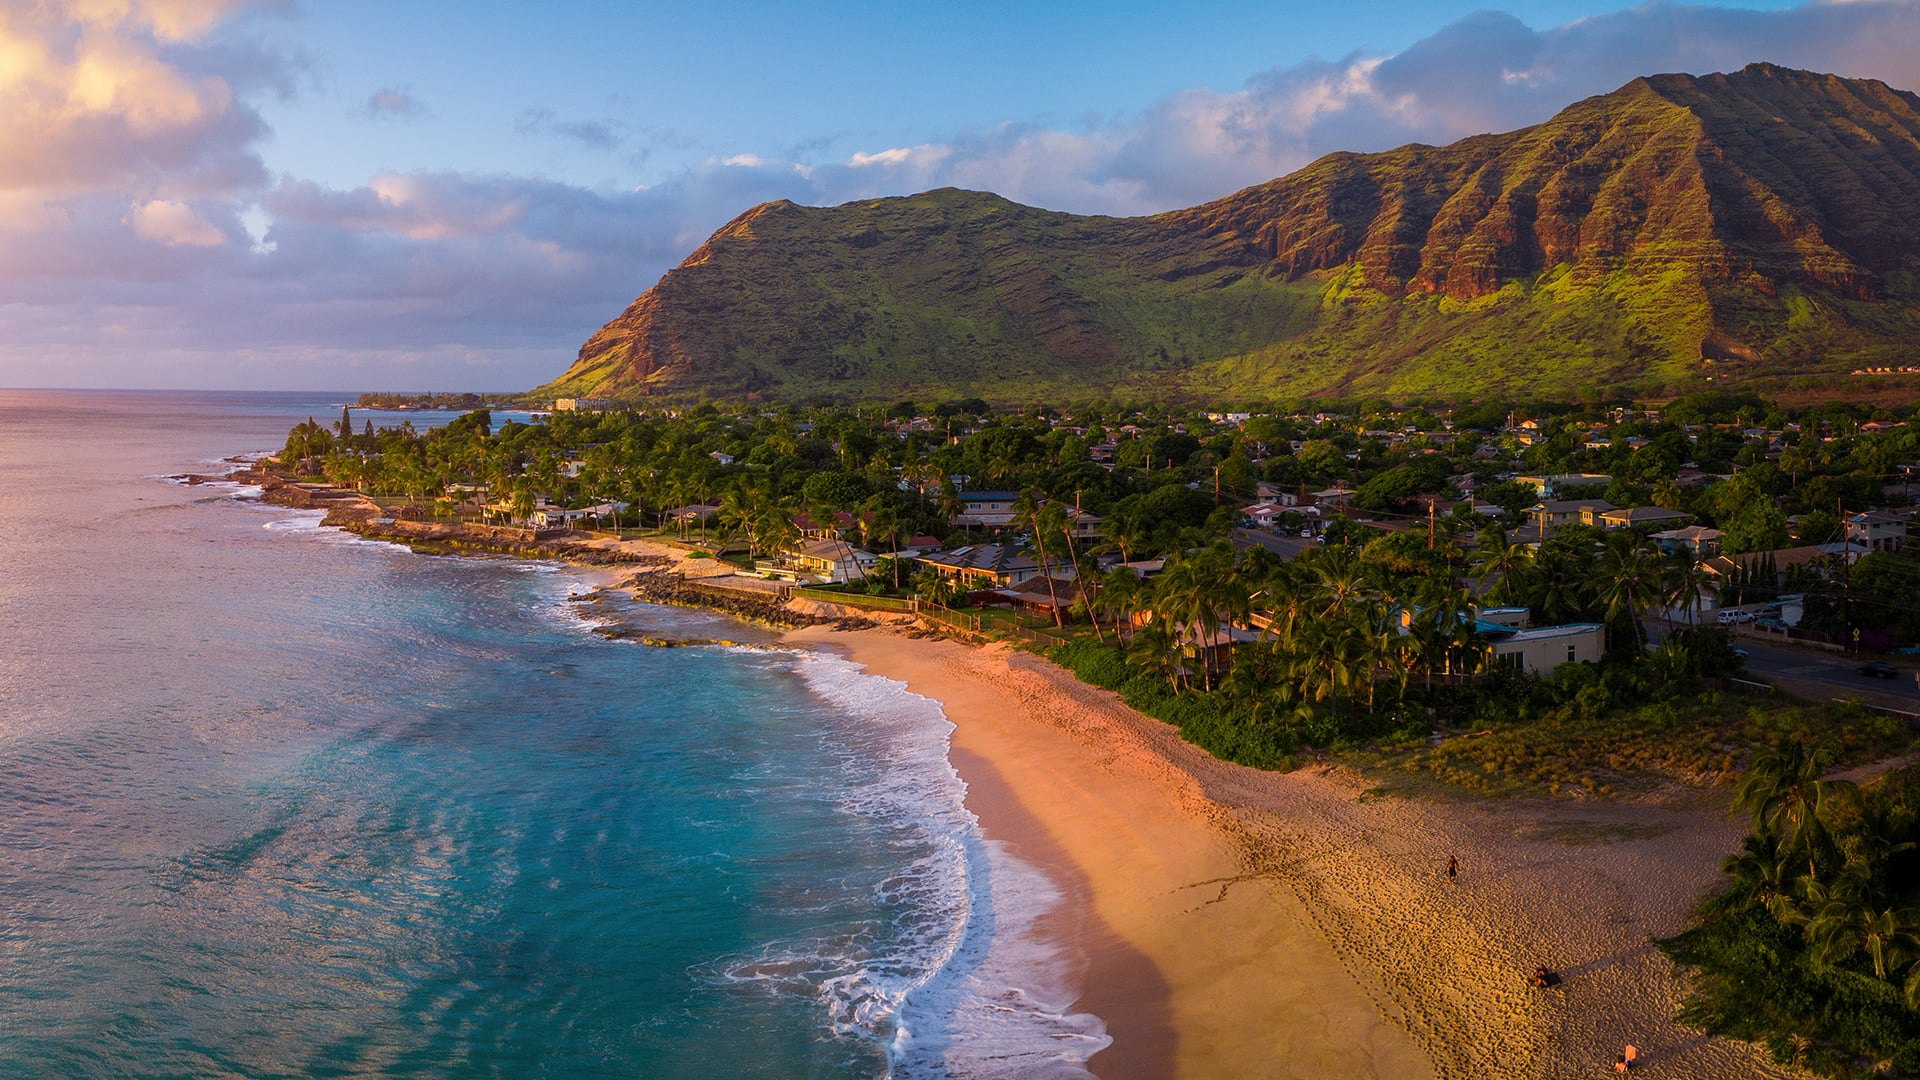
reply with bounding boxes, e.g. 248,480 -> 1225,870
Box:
1530,965 -> 1559,989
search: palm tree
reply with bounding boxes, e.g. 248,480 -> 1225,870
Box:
1091,566 -> 1142,642
1593,535 -> 1664,652
1733,740 -> 1859,881
1663,550 -> 1710,628
1028,500 -> 1070,627
1803,884 -> 1920,982
755,500 -> 798,559
1469,527 -> 1530,607
1720,834 -> 1804,920
1152,546 -> 1246,691
717,483 -> 762,550
862,497 -> 904,590
1126,618 -> 1182,691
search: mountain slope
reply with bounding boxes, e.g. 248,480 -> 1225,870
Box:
538,64 -> 1920,403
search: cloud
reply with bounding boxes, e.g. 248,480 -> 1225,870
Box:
362,86 -> 424,119
7,0 -> 1920,392
128,198 -> 226,245
0,1 -> 274,199
515,106 -> 621,150
812,0 -> 1920,214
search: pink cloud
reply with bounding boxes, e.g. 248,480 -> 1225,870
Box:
6,1 -> 1920,391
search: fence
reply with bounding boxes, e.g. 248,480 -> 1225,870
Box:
789,587 -> 919,614
916,604 -> 984,638
1009,624 -> 1072,648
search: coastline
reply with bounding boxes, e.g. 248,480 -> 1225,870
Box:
230,465 -> 1795,1076
786,625 -> 1433,1079
783,624 -> 1797,1080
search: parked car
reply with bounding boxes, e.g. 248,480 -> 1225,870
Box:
1861,662 -> 1899,679
1755,617 -> 1789,630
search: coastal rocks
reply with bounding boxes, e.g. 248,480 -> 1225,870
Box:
621,570 -> 829,629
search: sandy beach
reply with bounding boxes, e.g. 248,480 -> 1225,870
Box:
782,624 -> 1799,1080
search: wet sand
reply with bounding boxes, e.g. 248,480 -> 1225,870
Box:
783,625 -> 1793,1079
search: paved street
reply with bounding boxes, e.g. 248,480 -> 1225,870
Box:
1651,621 -> 1920,712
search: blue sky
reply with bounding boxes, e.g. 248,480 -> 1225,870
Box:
0,0 -> 1910,391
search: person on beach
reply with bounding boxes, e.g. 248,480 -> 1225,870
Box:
1447,855 -> 1457,884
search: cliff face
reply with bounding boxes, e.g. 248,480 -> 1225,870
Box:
538,64 -> 1920,403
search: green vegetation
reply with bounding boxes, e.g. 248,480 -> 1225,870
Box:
1663,749 -> 1920,1077
281,385 -> 1920,1073
541,66 -> 1920,406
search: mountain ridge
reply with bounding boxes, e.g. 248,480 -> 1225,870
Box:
538,64 -> 1920,403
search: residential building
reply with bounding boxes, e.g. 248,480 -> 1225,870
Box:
1486,623 -> 1606,675
792,538 -> 876,584
1847,510 -> 1911,552
949,491 -> 1021,530
917,544 -> 1043,588
1530,499 -> 1618,536
1598,506 -> 1692,531
1650,525 -> 1722,557
1515,473 -> 1612,497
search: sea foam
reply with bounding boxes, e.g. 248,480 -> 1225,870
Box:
778,650 -> 1110,1078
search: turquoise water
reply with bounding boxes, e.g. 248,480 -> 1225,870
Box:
0,391 -> 1104,1078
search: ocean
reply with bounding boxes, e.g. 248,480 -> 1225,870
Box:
0,390 -> 1105,1078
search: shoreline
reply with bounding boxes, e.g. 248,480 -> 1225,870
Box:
782,624 -> 1796,1079
226,464 -> 1793,1076
786,625 -> 1434,1079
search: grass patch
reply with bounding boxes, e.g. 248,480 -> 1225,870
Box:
1360,695 -> 1914,798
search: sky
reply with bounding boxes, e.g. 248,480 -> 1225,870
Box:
3,0 -> 1919,392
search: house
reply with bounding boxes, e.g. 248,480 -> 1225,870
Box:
894,534 -> 944,558
1485,623 -> 1606,675
1598,506 -> 1692,531
1701,542 -> 1871,585
1847,510 -> 1911,552
1516,473 -> 1612,497
1313,487 -> 1357,509
792,538 -> 875,584
918,544 -> 1043,588
1530,499 -> 1618,536
983,576 -> 1086,620
949,491 -> 1022,529
1063,506 -> 1102,542
531,501 -> 629,529
1243,504 -> 1287,528
666,503 -> 719,528
1650,525 -> 1722,557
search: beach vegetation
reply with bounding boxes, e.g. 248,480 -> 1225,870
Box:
269,391 -> 1920,792
1663,749 -> 1920,1077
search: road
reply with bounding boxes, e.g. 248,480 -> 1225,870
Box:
1231,527 -> 1314,560
1650,621 -> 1920,712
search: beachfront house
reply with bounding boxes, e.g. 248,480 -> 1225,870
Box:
918,544 -> 1042,589
980,576 -> 1086,621
790,538 -> 875,585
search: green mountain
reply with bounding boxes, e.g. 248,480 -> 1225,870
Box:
537,65 -> 1920,403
